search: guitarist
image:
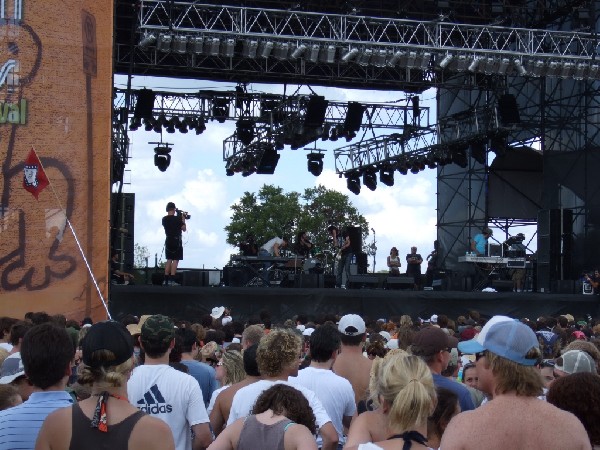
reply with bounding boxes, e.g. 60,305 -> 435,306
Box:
330,225 -> 352,288
584,269 -> 600,294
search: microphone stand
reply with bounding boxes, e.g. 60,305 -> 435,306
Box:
371,229 -> 377,273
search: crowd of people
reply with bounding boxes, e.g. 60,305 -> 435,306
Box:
0,308 -> 599,449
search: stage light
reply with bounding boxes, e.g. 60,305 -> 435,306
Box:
387,50 -> 404,66
449,144 -> 469,168
455,55 -> 468,71
357,48 -> 372,66
307,153 -> 324,176
468,58 -> 480,72
139,33 -> 156,48
212,98 -> 229,123
274,42 -> 289,60
347,174 -> 361,195
341,48 -> 359,63
208,38 -> 220,56
189,36 -> 204,54
405,51 -> 417,68
320,45 -> 336,64
226,168 -> 234,176
380,168 -> 394,186
439,54 -> 453,69
560,61 -> 574,78
165,118 -> 176,134
143,118 -> 154,132
196,116 -> 206,135
308,44 -> 320,63
397,160 -> 409,175
236,119 -> 255,146
129,116 -> 141,131
154,145 -> 172,172
497,58 -> 510,74
372,49 -> 387,67
363,170 -> 377,191
329,127 -> 338,141
291,44 -> 307,59
152,117 -> 162,133
157,34 -> 172,52
321,123 -> 331,141
178,117 -> 189,134
223,39 -> 235,58
173,36 -> 187,54
514,59 -> 527,76
242,39 -> 258,58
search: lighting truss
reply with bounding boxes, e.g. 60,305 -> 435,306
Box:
130,2 -> 600,81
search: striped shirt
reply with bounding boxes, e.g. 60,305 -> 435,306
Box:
0,390 -> 73,450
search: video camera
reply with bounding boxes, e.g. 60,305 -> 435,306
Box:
176,209 -> 191,220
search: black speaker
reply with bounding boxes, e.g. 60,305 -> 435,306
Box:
181,270 -> 206,287
498,94 -> 520,125
134,89 -> 156,119
347,274 -> 380,289
256,148 -> 280,174
151,272 -> 164,285
346,226 -> 362,254
344,102 -> 366,133
295,273 -> 324,288
552,279 -> 575,294
304,96 -> 328,128
537,209 -> 574,290
223,266 -> 253,287
356,252 -> 368,274
491,280 -> 513,292
385,276 -> 414,290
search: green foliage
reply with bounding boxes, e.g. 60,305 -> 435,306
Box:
225,184 -> 369,254
133,243 -> 150,268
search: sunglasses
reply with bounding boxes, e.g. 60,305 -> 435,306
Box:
475,351 -> 487,361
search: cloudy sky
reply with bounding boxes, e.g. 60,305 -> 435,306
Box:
115,75 -> 439,276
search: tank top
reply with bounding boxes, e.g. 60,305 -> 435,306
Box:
236,415 -> 295,450
69,402 -> 146,450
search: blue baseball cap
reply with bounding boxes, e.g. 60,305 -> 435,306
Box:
462,319 -> 540,366
458,315 -> 512,355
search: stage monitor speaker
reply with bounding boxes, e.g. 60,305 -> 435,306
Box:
181,270 -> 205,287
296,273 -> 324,288
347,274 -> 380,289
151,272 -> 164,286
324,274 -> 336,288
552,279 -> 574,294
223,266 -> 253,287
347,226 -> 362,254
385,276 -> 414,290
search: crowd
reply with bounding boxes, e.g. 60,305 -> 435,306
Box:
0,307 -> 599,449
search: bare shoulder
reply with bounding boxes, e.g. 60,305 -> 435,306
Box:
130,415 -> 175,450
284,423 -> 318,450
440,409 -> 479,448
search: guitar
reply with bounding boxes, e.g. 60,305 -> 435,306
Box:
585,275 -> 599,288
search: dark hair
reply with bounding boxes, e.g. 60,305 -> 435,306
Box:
243,343 -> 260,377
169,334 -> 183,363
0,317 -> 18,336
21,323 -> 74,389
340,333 -> 364,346
140,335 -> 171,359
437,315 -> 449,329
9,321 -> 32,346
252,384 -> 317,434
0,384 -> 20,411
205,330 -> 225,346
366,340 -> 387,359
547,372 -> 600,445
428,387 -> 459,440
309,324 -> 341,362
176,328 -> 198,353
29,312 -> 52,326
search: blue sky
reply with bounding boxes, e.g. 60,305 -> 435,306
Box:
115,75 -> 439,274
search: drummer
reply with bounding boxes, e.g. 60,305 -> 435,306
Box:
294,230 -> 313,257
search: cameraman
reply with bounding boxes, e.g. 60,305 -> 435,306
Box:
162,201 -> 186,286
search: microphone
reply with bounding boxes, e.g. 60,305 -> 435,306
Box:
371,228 -> 375,233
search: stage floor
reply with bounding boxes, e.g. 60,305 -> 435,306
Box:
109,285 -> 600,324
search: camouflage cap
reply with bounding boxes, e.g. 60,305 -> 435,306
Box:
141,314 -> 175,343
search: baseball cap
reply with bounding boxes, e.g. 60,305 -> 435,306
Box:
302,328 -> 315,337
459,327 -> 477,341
141,314 -> 175,344
555,350 -> 596,374
464,319 -> 540,366
412,327 -> 459,356
0,355 -> 25,384
81,321 -> 134,368
458,315 -> 513,354
430,314 -> 438,324
211,306 -> 225,320
338,314 -> 366,336
483,227 -> 493,235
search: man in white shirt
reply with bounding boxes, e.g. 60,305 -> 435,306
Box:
228,328 -> 338,450
289,324 -> 355,447
259,236 -> 289,256
128,315 -> 212,450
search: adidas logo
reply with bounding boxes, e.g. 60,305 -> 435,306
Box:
137,384 -> 173,414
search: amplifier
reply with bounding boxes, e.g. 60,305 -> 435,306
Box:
506,259 -> 526,268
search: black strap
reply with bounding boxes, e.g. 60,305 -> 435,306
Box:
387,431 -> 428,450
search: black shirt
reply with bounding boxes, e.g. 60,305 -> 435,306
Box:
162,214 -> 183,238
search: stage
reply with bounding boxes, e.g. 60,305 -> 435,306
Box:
109,284 -> 600,324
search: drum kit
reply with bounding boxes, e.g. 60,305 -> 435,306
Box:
280,246 -> 334,274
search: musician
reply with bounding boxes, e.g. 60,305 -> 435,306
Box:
425,240 -> 439,287
294,231 -> 313,257
334,227 -> 352,288
239,234 -> 258,256
110,250 -> 135,285
406,246 -> 423,290
387,247 -> 401,276
162,201 -> 186,286
259,236 -> 289,257
584,269 -> 600,295
470,227 -> 493,256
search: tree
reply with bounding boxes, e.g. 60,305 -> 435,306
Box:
225,184 -> 369,254
133,243 -> 150,268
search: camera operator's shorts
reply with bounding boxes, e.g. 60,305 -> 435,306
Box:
165,236 -> 183,260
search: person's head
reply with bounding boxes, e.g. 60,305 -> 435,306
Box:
373,354 -> 436,432
462,362 -> 478,388
547,372 -> 600,446
216,350 -> 245,385
176,328 -> 199,354
459,317 -> 542,397
166,201 -> 176,212
21,323 -> 74,390
338,314 -> 367,346
252,384 -> 317,434
242,324 -> 264,349
563,340 -> 600,373
554,349 -> 597,379
309,324 -> 340,363
243,343 -> 260,377
539,360 -> 556,388
78,321 -> 134,389
281,236 -> 289,247
411,246 -> 417,253
0,384 -> 21,410
390,247 -> 398,256
482,227 -> 493,238
0,317 -> 17,341
399,315 -> 413,328
9,321 -> 32,347
410,327 -> 458,372
256,328 -> 302,377
140,315 -> 175,359
427,387 -> 459,443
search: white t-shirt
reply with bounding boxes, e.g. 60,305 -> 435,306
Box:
207,385 -> 229,416
0,343 -> 12,352
227,379 -> 332,430
128,364 -> 209,450
261,237 -> 284,255
289,366 -> 356,445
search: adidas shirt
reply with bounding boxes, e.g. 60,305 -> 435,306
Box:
128,364 -> 208,450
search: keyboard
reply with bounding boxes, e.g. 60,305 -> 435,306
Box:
458,255 -> 531,268
230,255 -> 301,263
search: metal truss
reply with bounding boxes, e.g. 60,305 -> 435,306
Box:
128,2 -> 600,83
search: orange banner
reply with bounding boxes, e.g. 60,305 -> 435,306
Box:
0,0 -> 113,321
